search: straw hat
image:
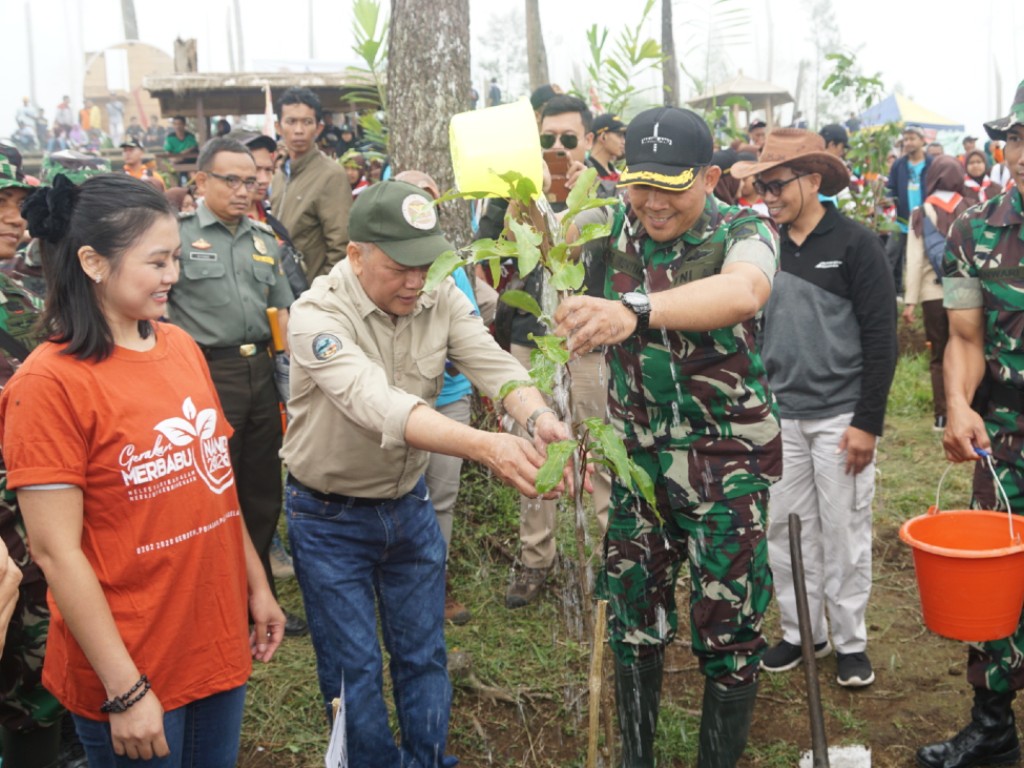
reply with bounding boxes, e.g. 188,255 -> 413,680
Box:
731,128 -> 850,197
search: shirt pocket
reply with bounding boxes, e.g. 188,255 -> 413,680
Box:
181,260 -> 230,307
414,345 -> 447,402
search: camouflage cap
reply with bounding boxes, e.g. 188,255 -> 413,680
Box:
984,79 -> 1024,141
41,150 -> 112,185
0,144 -> 31,191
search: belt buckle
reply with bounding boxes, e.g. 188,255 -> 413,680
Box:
239,343 -> 257,357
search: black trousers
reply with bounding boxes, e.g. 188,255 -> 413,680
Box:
207,353 -> 283,596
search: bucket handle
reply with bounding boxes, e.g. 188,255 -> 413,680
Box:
934,448 -> 1016,544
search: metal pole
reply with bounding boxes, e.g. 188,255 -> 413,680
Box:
790,513 -> 830,768
25,2 -> 38,107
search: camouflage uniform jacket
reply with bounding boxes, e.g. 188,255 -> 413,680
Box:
944,187 -> 1024,470
603,196 -> 783,507
0,270 -> 45,579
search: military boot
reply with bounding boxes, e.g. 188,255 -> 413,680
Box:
696,679 -> 758,768
614,650 -> 664,768
917,688 -> 1020,768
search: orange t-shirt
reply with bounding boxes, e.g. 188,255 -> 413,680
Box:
0,323 -> 251,718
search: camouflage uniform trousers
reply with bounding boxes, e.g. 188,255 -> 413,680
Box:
600,450 -> 772,687
0,571 -> 62,731
967,406 -> 1024,693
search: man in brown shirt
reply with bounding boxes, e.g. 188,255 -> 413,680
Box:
270,88 -> 352,280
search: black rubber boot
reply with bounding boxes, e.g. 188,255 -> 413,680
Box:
614,650 -> 664,768
696,679 -> 758,768
917,688 -> 1020,768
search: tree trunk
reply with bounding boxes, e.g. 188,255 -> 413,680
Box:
232,0 -> 245,70
524,0 -> 549,92
388,0 -> 472,247
121,0 -> 139,40
661,0 -> 679,107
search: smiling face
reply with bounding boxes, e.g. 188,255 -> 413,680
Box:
88,213 -> 181,332
626,167 -> 720,243
966,153 -> 987,179
349,242 -> 429,318
758,165 -> 821,227
0,188 -> 29,260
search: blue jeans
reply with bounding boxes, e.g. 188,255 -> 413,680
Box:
287,476 -> 456,768
72,684 -> 246,767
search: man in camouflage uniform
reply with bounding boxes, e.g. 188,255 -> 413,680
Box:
554,107 -> 781,768
0,150 -> 66,764
917,80 -> 1024,768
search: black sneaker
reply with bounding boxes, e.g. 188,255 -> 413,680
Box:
283,610 -> 309,637
836,651 -> 875,687
760,638 -> 832,672
934,415 -> 947,432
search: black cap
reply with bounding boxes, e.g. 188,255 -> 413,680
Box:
618,107 -> 713,192
749,118 -> 767,130
592,113 -> 627,136
120,138 -> 144,150
819,123 -> 849,147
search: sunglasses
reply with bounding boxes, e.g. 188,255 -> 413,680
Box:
540,133 -> 579,150
753,173 -> 806,198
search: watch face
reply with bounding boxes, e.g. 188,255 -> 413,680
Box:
623,292 -> 650,312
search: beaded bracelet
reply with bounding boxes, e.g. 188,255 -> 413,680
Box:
100,674 -> 151,714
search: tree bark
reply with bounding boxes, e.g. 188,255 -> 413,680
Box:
661,0 -> 679,107
524,0 -> 550,92
388,0 -> 473,247
120,0 -> 139,40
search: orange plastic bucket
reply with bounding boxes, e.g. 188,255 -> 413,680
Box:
900,506 -> 1024,642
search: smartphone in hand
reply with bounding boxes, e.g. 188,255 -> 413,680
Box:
544,149 -> 570,204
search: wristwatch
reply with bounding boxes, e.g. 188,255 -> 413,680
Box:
620,291 -> 652,334
526,407 -> 556,438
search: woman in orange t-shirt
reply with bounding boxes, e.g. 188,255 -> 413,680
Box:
0,174 -> 284,766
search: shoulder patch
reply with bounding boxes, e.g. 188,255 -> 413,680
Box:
312,333 -> 342,361
250,219 -> 274,234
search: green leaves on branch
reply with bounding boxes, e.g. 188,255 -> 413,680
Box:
583,418 -> 655,506
349,0 -> 388,148
535,441 -> 578,495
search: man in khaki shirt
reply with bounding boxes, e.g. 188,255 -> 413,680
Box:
281,180 -> 569,767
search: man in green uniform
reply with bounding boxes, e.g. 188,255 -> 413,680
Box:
170,137 -> 304,635
0,150 -> 66,765
917,79 -> 1024,768
553,107 -> 781,768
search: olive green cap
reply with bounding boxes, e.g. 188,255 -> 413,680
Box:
348,180 -> 451,267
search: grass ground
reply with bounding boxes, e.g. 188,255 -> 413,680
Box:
239,349 -> 987,766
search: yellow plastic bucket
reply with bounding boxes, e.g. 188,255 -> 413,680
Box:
449,98 -> 543,197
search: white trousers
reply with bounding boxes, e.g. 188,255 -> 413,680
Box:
767,413 -> 875,654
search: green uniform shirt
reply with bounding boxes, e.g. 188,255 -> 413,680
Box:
170,203 -> 293,348
164,131 -> 198,155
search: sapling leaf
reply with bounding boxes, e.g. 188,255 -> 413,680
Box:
550,261 -> 586,292
500,290 -> 542,318
508,219 -> 542,277
529,333 -> 570,365
569,222 -> 613,247
498,379 -> 533,401
536,440 -> 577,495
423,251 -> 464,293
566,167 -> 600,213
629,459 -> 657,506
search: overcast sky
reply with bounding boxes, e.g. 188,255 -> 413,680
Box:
1,0 -> 1021,141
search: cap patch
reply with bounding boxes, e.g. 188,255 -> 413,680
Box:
641,122 -> 673,154
401,194 -> 437,231
312,333 -> 342,361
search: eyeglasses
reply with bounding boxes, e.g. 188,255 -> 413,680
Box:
207,172 -> 258,191
753,174 -> 806,198
540,133 -> 579,150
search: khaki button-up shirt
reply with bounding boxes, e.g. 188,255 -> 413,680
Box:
172,203 -> 294,347
281,260 -> 529,498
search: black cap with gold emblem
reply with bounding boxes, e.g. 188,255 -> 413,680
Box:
618,107 -> 713,192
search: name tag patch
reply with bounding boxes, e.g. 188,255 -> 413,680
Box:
189,251 -> 218,261
252,254 -> 275,265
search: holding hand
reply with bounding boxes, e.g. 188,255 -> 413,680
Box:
554,295 -> 637,357
943,404 -> 991,463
